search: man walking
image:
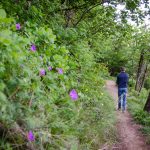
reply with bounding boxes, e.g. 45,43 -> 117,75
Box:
116,67 -> 129,112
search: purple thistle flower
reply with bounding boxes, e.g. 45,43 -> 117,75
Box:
48,66 -> 52,71
27,131 -> 35,142
16,23 -> 21,30
39,69 -> 45,76
69,89 -> 78,101
57,68 -> 63,74
30,44 -> 36,52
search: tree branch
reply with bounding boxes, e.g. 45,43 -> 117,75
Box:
48,3 -> 89,15
73,3 -> 102,27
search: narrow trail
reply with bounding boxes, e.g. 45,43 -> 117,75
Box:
105,80 -> 150,150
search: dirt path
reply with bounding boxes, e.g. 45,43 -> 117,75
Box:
105,80 -> 150,150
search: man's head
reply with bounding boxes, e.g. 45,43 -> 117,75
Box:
120,67 -> 126,72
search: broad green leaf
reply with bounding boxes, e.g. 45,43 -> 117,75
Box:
0,9 -> 6,18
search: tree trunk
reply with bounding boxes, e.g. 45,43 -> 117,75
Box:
135,51 -> 147,92
144,92 -> 150,113
135,51 -> 144,91
139,64 -> 148,93
65,9 -> 74,27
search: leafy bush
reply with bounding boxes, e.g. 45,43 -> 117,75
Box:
144,77 -> 150,90
0,10 -> 116,149
133,110 -> 150,125
128,78 -> 136,87
128,90 -> 150,143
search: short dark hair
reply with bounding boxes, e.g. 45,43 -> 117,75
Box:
120,67 -> 125,72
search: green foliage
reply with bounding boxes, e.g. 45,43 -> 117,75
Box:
0,10 -> 116,149
1,0 -> 150,148
144,77 -> 150,90
0,8 -> 6,18
128,89 -> 150,143
128,78 -> 136,87
133,110 -> 150,125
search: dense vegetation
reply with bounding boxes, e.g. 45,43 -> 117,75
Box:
128,89 -> 150,144
0,0 -> 150,149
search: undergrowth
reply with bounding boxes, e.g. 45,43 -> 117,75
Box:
128,89 -> 150,144
0,11 -> 117,150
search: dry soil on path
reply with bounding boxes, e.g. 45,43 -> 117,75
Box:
105,80 -> 150,150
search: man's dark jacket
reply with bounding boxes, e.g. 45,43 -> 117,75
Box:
116,72 -> 129,88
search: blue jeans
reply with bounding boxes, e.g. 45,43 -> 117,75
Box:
118,88 -> 127,111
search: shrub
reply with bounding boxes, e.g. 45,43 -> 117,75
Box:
0,10 -> 116,149
128,78 -> 136,87
128,90 -> 150,144
144,77 -> 150,90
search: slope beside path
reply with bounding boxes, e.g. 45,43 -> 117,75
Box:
105,80 -> 150,150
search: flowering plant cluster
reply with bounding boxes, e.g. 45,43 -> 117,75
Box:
15,23 -> 79,142
0,13 -> 115,150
